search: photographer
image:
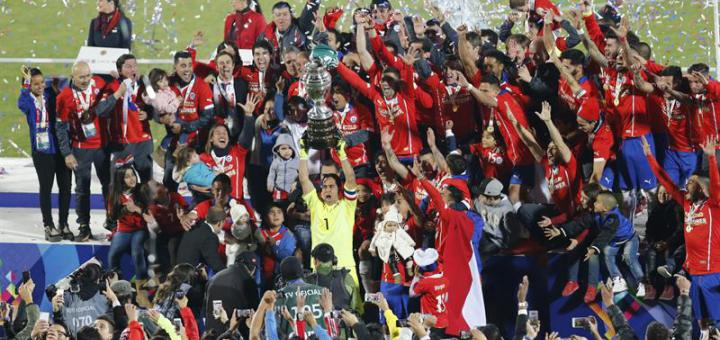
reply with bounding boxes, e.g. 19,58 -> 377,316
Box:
98,279 -> 134,340
5,280 -> 39,340
54,263 -> 109,337
153,264 -> 205,321
204,251 -> 260,337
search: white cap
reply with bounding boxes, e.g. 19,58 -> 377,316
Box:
413,248 -> 439,267
383,205 -> 403,224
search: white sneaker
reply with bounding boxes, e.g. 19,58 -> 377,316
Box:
657,266 -> 672,278
612,277 -> 628,293
636,282 -> 646,298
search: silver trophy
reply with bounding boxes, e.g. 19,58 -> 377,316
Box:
301,58 -> 340,150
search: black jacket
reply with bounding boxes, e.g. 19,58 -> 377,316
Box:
176,222 -> 226,273
87,13 -> 132,49
204,263 -> 260,338
645,200 -> 684,250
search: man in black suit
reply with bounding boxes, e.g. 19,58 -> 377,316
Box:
176,206 -> 227,273
204,251 -> 260,337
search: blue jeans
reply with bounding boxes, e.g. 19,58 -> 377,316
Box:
109,229 -> 149,279
603,234 -> 644,282
568,253 -> 600,285
292,224 -> 311,268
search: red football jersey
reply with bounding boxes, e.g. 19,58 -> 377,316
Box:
199,145 -> 249,201
602,68 -> 651,138
693,81 -> 720,149
484,92 -> 534,166
647,94 -> 696,152
542,155 -> 582,216
412,272 -> 450,329
333,104 -> 370,167
149,192 -> 188,236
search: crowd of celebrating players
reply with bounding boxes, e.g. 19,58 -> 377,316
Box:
9,0 -> 720,338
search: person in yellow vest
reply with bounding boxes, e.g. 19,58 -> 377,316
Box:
298,139 -> 358,281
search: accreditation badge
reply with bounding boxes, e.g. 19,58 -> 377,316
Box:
36,130 -> 50,151
81,122 -> 97,138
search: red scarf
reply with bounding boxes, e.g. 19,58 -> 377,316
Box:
95,10 -> 121,37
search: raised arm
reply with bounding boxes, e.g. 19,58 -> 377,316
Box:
506,102 -> 544,162
369,31 -> 407,73
336,63 -> 377,100
237,93 -> 259,149
581,3 -> 606,52
582,33 -> 609,68
456,72 -> 498,108
380,127 -> 410,179
542,13 -> 558,59
702,137 -> 720,206
536,101 -> 572,163
427,127 -> 450,174
298,0 -> 322,36
355,16 -> 376,72
629,64 -> 654,94
559,19 -> 581,49
298,142 -> 315,195
336,140 -> 356,190
550,53 -> 582,95
419,177 -> 447,216
456,25 -> 479,78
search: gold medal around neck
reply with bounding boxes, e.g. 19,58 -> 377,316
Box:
614,97 -> 620,107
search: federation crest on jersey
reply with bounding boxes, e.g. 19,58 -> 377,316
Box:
350,115 -> 358,123
189,92 -> 196,100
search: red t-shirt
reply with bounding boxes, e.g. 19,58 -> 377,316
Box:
337,63 -> 422,158
648,153 -> 720,275
559,76 -> 601,123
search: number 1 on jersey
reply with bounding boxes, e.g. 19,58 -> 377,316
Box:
323,218 -> 329,230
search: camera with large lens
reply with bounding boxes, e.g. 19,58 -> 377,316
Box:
45,258 -> 104,300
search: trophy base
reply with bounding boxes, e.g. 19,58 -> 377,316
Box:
302,133 -> 340,151
302,118 -> 342,150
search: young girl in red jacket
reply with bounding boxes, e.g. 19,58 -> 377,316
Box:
107,165 -> 153,282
